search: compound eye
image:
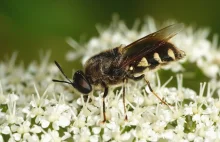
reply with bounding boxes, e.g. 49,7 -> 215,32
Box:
73,71 -> 92,94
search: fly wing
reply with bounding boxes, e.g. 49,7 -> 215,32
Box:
120,23 -> 184,69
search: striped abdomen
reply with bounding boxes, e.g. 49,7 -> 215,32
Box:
128,42 -> 185,73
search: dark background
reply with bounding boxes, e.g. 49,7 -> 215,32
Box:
0,0 -> 220,70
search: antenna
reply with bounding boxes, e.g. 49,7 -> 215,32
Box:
53,61 -> 73,84
52,79 -> 72,84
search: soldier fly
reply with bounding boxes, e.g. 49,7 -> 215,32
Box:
53,24 -> 185,122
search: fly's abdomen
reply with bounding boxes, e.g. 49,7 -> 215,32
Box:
131,42 -> 185,73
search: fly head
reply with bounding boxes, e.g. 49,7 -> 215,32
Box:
52,61 -> 92,94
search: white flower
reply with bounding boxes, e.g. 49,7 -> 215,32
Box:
0,16 -> 220,141
92,127 -> 101,134
40,117 -> 50,128
102,127 -> 112,141
13,133 -> 21,141
89,135 -> 99,142
30,125 -> 42,133
17,121 -> 31,134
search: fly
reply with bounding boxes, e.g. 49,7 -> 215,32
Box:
53,24 -> 186,122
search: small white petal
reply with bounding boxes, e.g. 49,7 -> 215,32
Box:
22,107 -> 30,114
8,93 -> 19,102
29,134 -> 39,142
10,124 -> 18,132
52,121 -> 60,130
13,133 -> 21,141
48,113 -> 58,122
192,114 -> 201,122
73,134 -> 80,141
58,115 -> 70,128
92,127 -> 101,135
103,128 -> 111,141
30,125 -> 42,133
194,136 -> 204,142
0,94 -> 7,104
81,127 -> 91,136
162,130 -> 174,140
0,135 -> 3,142
61,132 -> 71,140
184,106 -> 193,115
30,101 -> 37,107
187,133 -> 196,141
2,126 -> 11,134
103,133 -> 112,142
23,133 -> 31,140
205,127 -> 217,140
40,119 -> 50,128
106,122 -> 117,130
89,135 -> 99,142
121,132 -> 131,141
71,127 -> 80,134
41,134 -> 52,142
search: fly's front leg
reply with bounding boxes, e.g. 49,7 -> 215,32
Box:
102,86 -> 108,122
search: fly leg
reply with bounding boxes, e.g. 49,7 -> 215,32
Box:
145,80 -> 170,106
122,79 -> 127,120
102,85 -> 108,122
127,74 -> 170,106
124,74 -> 145,120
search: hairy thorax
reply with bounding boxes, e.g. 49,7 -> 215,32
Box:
84,47 -> 126,86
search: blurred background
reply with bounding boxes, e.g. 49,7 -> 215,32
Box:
0,0 -> 220,69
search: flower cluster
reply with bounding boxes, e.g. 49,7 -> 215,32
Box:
1,16 -> 220,141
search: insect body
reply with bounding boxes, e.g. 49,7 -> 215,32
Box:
53,24 -> 185,122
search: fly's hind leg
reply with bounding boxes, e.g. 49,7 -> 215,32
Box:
128,74 -> 171,106
145,79 -> 171,106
